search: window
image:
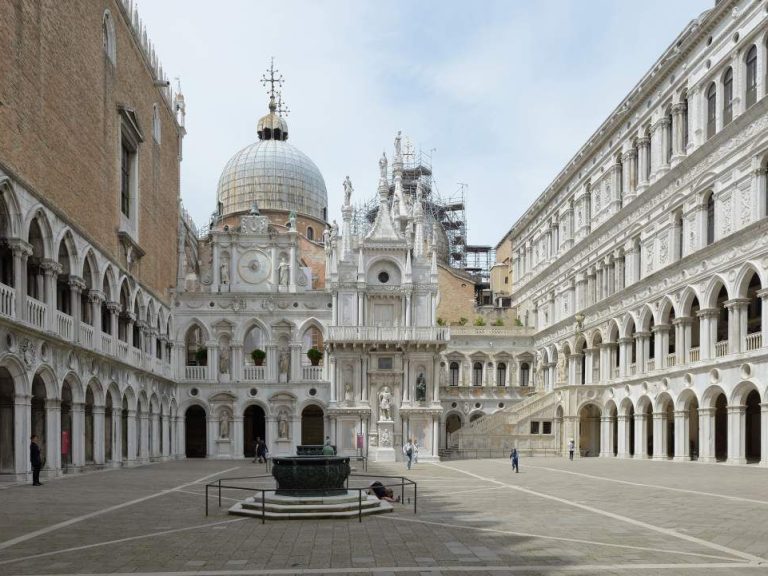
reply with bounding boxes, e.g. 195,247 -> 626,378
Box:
706,193 -> 715,245
102,11 -> 116,65
472,362 -> 483,387
530,421 -> 540,434
542,421 -> 552,435
676,214 -> 684,260
120,139 -> 132,217
306,226 -> 314,241
723,68 -> 733,126
681,97 -> 689,150
449,362 -> 459,386
377,357 -> 393,370
746,46 -> 757,109
520,362 -> 530,386
496,363 -> 506,387
152,104 -> 161,144
665,112 -> 673,164
707,82 -> 717,139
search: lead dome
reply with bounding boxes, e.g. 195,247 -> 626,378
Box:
216,97 -> 328,222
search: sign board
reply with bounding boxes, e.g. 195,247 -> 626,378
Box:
356,433 -> 365,449
61,430 -> 70,455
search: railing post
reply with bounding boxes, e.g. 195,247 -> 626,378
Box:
218,479 -> 222,508
414,483 -> 417,514
359,490 -> 362,523
205,484 -> 209,517
262,490 -> 265,525
401,477 -> 404,502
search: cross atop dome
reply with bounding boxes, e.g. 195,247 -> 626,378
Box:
257,58 -> 289,141
260,57 -> 284,104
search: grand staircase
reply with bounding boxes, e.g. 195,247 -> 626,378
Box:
442,389 -> 559,458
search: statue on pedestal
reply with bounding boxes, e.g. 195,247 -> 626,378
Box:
378,386 -> 392,421
278,257 -> 289,287
279,350 -> 290,379
278,411 -> 289,439
219,410 -> 231,440
343,176 -> 353,207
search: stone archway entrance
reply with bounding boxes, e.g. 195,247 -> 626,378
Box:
445,413 -> 462,449
0,369 -> 14,473
61,382 -> 73,470
301,405 -> 324,445
746,390 -> 761,463
31,376 -> 47,468
579,404 -> 601,457
715,393 -> 728,461
243,405 -> 266,458
185,406 -> 206,458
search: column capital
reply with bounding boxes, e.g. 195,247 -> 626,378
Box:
671,316 -> 693,326
40,259 -> 63,276
695,308 -> 719,318
106,301 -> 121,313
723,298 -> 750,309
68,275 -> 87,291
87,290 -> 105,304
6,238 -> 33,257
651,324 -> 670,333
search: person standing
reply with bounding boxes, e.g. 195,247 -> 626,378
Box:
510,447 -> 519,473
30,435 -> 42,486
568,439 -> 575,461
412,439 -> 419,464
322,438 -> 335,456
403,438 -> 414,470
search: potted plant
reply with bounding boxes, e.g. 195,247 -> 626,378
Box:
250,349 -> 266,366
492,318 -> 504,326
306,347 -> 323,366
195,348 -> 207,366
474,317 -> 486,326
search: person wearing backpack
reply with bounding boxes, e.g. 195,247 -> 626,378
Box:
403,439 -> 415,470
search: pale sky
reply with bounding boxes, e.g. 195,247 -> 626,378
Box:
137,0 -> 713,247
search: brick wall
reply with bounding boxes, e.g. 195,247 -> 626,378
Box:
0,0 -> 180,304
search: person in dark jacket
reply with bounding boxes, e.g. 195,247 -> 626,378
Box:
30,435 -> 42,486
510,448 -> 519,473
255,438 -> 268,463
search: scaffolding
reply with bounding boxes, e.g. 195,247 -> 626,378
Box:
352,148 -> 471,273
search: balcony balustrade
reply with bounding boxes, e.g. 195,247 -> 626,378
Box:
0,282 -> 15,318
185,365 -> 208,381
243,365 -> 265,381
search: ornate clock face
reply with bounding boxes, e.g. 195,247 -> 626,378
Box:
237,250 -> 271,284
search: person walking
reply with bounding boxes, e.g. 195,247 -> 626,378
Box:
30,435 -> 42,486
510,447 -> 519,473
412,439 -> 419,464
403,438 -> 415,470
568,439 -> 575,461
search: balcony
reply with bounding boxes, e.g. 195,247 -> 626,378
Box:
646,358 -> 655,372
746,332 -> 762,351
302,365 -> 323,380
328,326 -> 449,343
56,311 -> 73,341
666,353 -> 676,368
185,366 -> 208,381
116,340 -> 129,360
689,347 -> 700,362
25,297 -> 47,329
0,282 -> 15,318
243,365 -> 265,382
80,323 -> 94,348
715,341 -> 728,358
101,334 -> 113,355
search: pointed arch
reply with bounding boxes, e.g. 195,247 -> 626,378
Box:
81,249 -> 99,289
734,262 -> 764,298
636,304 -> 654,332
703,275 -> 731,308
86,377 -> 105,407
677,286 -> 701,316
55,229 -> 79,275
61,371 -> 85,404
24,208 -> 54,259
0,177 -> 23,238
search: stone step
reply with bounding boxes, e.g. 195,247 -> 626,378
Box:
229,498 -> 393,520
240,496 -> 383,514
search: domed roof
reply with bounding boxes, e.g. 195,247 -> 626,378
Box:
216,99 -> 327,221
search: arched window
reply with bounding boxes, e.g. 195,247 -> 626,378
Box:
676,213 -> 684,261
520,363 -> 530,387
449,362 -> 459,386
707,82 -> 717,140
496,363 -> 507,387
306,226 -> 314,241
723,68 -> 733,126
185,325 -> 205,366
681,94 -> 689,151
472,362 -> 483,387
152,104 -> 161,144
706,193 -> 715,246
102,11 -> 116,65
746,45 -> 758,109
665,110 -> 673,165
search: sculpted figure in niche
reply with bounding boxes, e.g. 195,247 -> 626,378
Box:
379,386 -> 392,421
219,341 -> 230,375
278,411 -> 289,439
330,220 -> 339,246
379,152 -> 388,180
278,257 -> 289,287
344,381 -> 353,403
379,427 -> 391,447
279,350 -> 290,377
219,410 -> 230,439
415,372 -> 427,402
220,260 -> 230,285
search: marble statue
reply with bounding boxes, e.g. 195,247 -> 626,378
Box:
379,427 -> 391,447
278,257 -> 289,286
343,176 -> 353,207
379,152 -> 387,180
330,220 -> 339,246
278,412 -> 289,439
279,350 -> 290,377
220,261 -> 229,285
323,226 -> 331,248
288,210 -> 296,230
394,130 -> 401,158
344,381 -> 353,403
219,411 -> 230,439
378,386 -> 392,421
415,373 -> 427,402
219,341 -> 230,374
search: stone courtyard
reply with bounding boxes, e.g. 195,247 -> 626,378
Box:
0,458 -> 766,575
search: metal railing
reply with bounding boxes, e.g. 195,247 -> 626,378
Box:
204,472 -> 416,523
440,448 -> 559,460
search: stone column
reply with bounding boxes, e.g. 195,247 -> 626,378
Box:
654,324 -> 669,368
152,413 -> 160,458
568,354 -> 581,386
111,408 -> 122,464
618,337 -> 632,377
758,289 -> 768,350
289,240 -> 297,292
71,402 -> 85,467
266,344 -> 278,381
46,399 -> 61,474
727,405 -> 746,465
432,415 -> 440,458
329,356 -> 337,404
433,356 -> 441,402
361,355 -> 369,402
617,414 -> 629,458
671,103 -> 687,165
14,394 -> 31,480
673,409 -> 689,461
600,416 -> 614,457
232,416 -> 244,458
68,277 -> 84,343
40,260 -> 61,331
290,343 -> 302,382
88,291 -> 103,336
634,411 -> 648,459
698,407 -> 715,463
11,242 -> 31,320
635,332 -> 650,374
636,136 -> 650,194
106,302 -> 121,350
697,308 -> 718,360
622,148 -> 636,203
93,406 -> 105,464
126,410 -> 137,463
724,299 -> 749,354
652,411 -> 666,460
